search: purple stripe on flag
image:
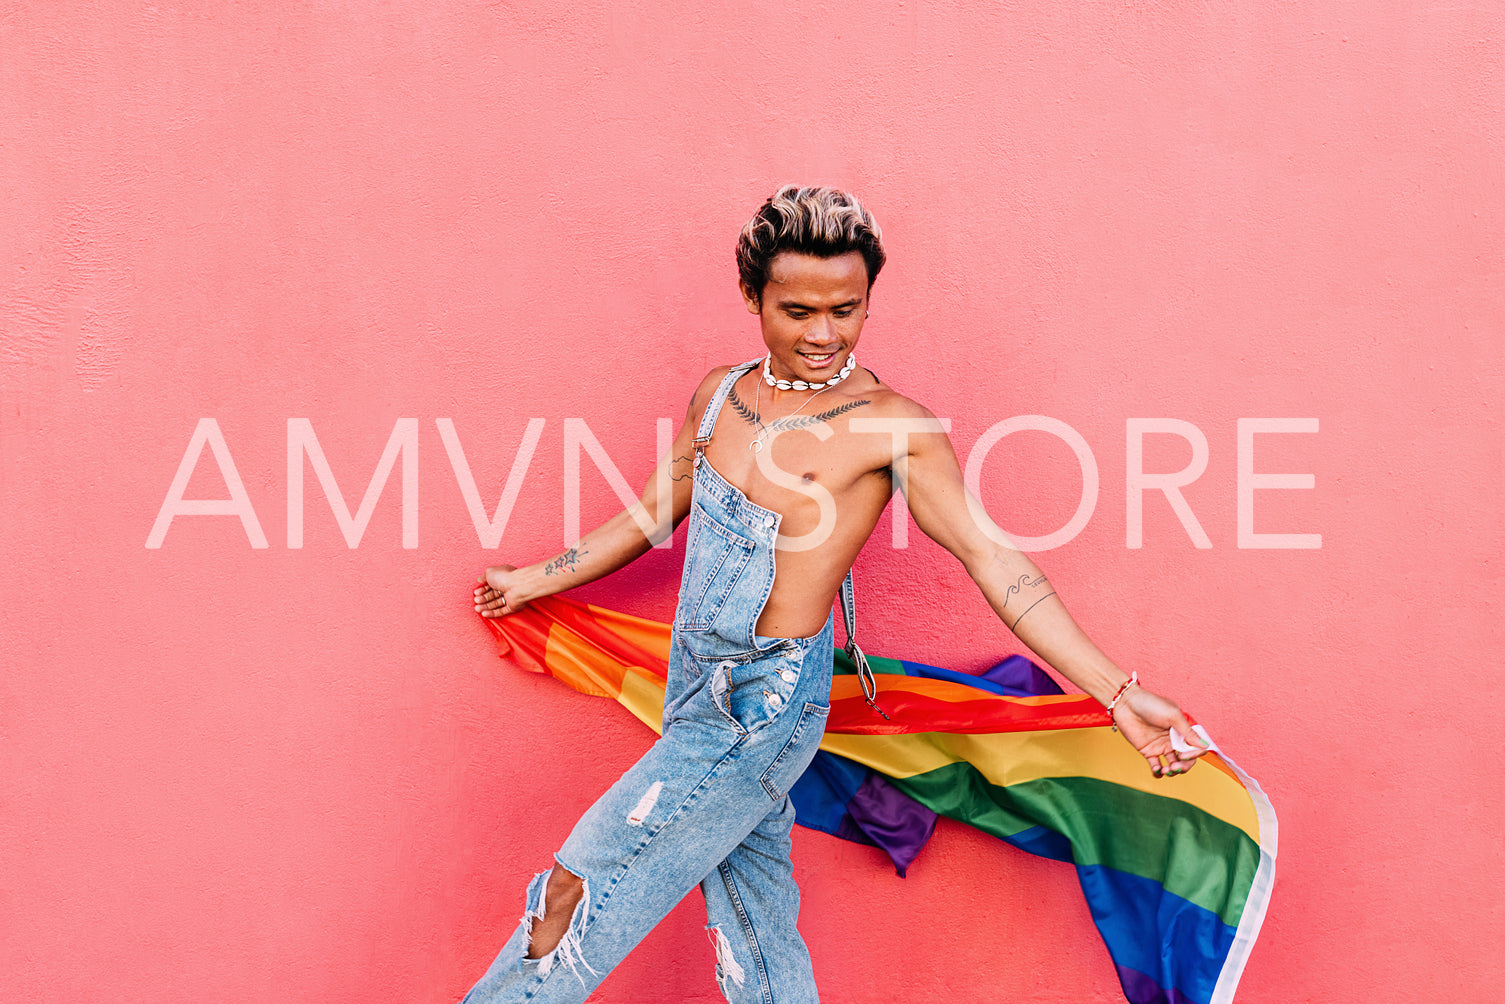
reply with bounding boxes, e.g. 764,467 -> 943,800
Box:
900,653 -> 1065,698
844,772 -> 938,876
831,813 -> 878,847
1115,965 -> 1201,1004
977,654 -> 1065,697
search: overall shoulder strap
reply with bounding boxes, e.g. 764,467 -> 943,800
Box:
839,571 -> 890,720
839,571 -> 858,646
693,358 -> 761,454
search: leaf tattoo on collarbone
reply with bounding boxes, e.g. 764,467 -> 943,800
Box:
728,386 -> 761,428
769,398 -> 870,433
726,385 -> 871,433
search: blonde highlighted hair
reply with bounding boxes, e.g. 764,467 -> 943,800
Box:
736,185 -> 886,304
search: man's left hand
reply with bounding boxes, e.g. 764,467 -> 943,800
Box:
1111,685 -> 1209,778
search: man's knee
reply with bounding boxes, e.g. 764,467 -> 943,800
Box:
525,864 -> 586,960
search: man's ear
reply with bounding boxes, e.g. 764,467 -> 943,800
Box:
739,282 -> 761,314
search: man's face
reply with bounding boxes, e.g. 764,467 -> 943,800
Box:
742,251 -> 869,385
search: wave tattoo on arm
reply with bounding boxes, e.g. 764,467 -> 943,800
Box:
1002,573 -> 1057,631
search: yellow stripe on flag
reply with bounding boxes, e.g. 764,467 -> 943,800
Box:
820,729 -> 1260,842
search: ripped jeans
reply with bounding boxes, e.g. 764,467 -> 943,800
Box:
461,366 -> 833,1003
459,624 -> 834,1004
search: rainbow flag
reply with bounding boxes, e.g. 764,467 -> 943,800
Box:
482,594 -> 1276,1004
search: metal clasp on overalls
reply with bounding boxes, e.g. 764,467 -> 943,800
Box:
839,572 -> 889,720
845,639 -> 891,721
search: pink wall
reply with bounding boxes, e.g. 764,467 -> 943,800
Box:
4,3 -> 1501,1001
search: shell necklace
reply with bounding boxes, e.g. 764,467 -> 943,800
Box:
762,353 -> 857,390
749,354 -> 856,453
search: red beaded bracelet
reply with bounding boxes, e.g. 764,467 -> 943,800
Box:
1105,671 -> 1138,731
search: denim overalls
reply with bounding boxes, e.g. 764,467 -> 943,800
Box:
463,360 -> 839,1004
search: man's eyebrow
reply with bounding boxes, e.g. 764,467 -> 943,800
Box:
775,296 -> 865,310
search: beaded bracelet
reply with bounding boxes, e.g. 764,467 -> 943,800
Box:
1105,671 -> 1138,731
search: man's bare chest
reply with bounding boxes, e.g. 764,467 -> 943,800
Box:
701,390 -> 892,532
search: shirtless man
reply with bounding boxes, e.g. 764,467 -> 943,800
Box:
462,186 -> 1205,1004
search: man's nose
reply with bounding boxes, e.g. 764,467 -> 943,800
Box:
803,315 -> 837,344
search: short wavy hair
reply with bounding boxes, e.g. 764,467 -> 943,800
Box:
736,185 -> 886,304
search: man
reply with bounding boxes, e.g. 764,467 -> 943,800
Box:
463,185 -> 1205,1003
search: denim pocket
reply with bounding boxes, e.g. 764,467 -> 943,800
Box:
760,701 -> 831,800
676,501 -> 757,633
701,645 -> 807,736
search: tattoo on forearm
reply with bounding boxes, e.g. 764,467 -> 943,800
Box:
1003,573 -> 1049,606
671,453 -> 694,482
1007,592 -> 1057,631
1002,574 -> 1055,631
543,546 -> 587,576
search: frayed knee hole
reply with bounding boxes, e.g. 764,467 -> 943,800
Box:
524,866 -> 587,960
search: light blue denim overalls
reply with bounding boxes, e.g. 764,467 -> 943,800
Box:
462,360 -> 854,1004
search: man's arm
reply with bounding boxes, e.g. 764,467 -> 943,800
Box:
472,369 -> 722,618
892,407 -> 1207,777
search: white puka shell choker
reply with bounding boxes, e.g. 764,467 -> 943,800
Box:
762,353 -> 857,391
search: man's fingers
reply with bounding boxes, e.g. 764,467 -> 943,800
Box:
473,590 -> 511,616
1148,754 -> 1191,778
1146,752 -> 1166,778
1166,728 -> 1205,776
1146,747 -> 1201,779
1171,721 -> 1210,759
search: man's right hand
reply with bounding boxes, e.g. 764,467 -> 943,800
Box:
474,565 -> 527,618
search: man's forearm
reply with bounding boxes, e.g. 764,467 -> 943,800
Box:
970,552 -> 1129,706
509,505 -> 663,603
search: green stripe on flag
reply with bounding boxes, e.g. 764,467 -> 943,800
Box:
833,649 -> 907,676
891,763 -> 1260,926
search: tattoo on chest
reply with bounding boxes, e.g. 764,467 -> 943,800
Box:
727,386 -> 872,434
543,545 -> 587,576
728,386 -> 760,427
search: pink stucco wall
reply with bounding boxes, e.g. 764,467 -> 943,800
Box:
4,3 -> 1501,1001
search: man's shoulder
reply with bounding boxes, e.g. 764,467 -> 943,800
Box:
690,361 -> 747,402
699,361 -> 749,383
680,361 -> 756,425
698,358 -> 761,386
857,371 -> 940,422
